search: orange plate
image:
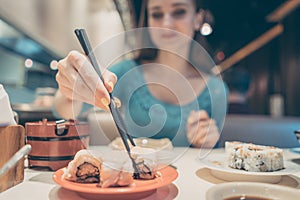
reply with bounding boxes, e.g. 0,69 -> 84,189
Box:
52,166 -> 178,200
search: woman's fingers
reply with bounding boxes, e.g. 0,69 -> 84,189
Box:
190,122 -> 219,148
56,50 -> 114,109
56,71 -> 98,105
69,51 -> 112,107
187,120 -> 218,147
103,70 -> 117,93
186,110 -> 218,147
187,110 -> 209,124
57,57 -> 94,101
187,118 -> 210,141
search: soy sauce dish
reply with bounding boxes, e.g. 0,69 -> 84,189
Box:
206,182 -> 300,200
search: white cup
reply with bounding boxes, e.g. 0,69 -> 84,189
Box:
270,94 -> 284,117
0,84 -> 17,126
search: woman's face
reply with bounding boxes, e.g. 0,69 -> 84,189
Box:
146,0 -> 202,49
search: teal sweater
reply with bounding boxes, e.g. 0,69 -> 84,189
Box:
110,59 -> 228,147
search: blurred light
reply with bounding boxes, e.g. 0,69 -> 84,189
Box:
216,51 -> 225,61
24,59 -> 33,68
201,22 -> 213,36
50,60 -> 58,70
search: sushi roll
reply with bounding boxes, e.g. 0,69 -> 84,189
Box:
63,149 -> 102,183
98,150 -> 134,188
63,147 -> 159,187
131,146 -> 158,180
63,150 -> 134,187
225,141 -> 284,172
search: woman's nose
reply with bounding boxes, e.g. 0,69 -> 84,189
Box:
162,14 -> 174,28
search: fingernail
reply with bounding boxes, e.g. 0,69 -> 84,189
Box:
113,97 -> 122,108
108,81 -> 114,91
101,98 -> 109,106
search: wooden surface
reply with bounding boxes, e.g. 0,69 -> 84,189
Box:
0,125 -> 25,192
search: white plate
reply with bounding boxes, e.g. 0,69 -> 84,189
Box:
200,153 -> 300,183
109,137 -> 173,151
206,182 -> 300,200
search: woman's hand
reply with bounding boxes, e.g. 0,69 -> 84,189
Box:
56,50 -> 117,110
186,110 -> 219,148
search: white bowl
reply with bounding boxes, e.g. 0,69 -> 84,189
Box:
206,182 -> 300,200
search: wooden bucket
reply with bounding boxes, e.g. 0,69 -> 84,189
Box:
25,119 -> 89,171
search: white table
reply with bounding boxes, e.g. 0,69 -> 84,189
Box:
1,147 -> 300,200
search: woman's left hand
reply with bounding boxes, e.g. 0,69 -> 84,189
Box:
186,110 -> 219,148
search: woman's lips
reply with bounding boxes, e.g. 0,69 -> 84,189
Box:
161,32 -> 177,39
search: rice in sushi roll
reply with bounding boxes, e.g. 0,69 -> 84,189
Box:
225,141 -> 284,172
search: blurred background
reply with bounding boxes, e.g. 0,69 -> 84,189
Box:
0,0 -> 299,121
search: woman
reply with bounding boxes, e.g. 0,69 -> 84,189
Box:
54,0 -> 227,148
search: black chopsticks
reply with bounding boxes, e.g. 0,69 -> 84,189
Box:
74,29 -> 140,178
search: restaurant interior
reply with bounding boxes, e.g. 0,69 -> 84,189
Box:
0,0 -> 299,113
1,0 -> 300,199
0,0 -> 299,142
